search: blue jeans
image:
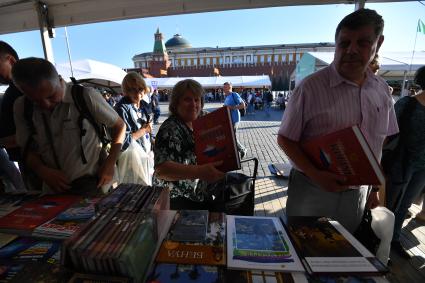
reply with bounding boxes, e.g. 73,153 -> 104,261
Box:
387,161 -> 425,241
264,101 -> 271,115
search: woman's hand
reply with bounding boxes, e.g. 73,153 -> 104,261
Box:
144,122 -> 152,134
197,161 -> 225,183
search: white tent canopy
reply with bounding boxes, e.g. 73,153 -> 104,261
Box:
56,59 -> 127,89
307,51 -> 425,78
144,75 -> 271,89
0,0 -> 399,35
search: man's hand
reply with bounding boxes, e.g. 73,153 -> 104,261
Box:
367,191 -> 380,209
97,159 -> 115,188
39,167 -> 71,192
197,161 -> 225,183
309,170 -> 348,193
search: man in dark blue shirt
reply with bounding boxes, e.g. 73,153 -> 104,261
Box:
0,41 -> 22,162
0,41 -> 26,192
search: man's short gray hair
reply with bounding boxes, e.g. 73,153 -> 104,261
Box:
12,57 -> 59,89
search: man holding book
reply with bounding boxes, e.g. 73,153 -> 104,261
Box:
277,9 -> 398,233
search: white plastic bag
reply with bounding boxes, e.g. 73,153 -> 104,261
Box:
371,206 -> 395,265
117,139 -> 154,186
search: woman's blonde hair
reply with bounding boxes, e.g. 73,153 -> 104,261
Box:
169,79 -> 205,116
121,72 -> 148,96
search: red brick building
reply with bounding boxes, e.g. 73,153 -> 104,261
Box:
129,29 -> 335,90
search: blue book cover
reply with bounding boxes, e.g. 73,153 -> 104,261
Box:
148,263 -> 220,283
0,238 -> 36,258
55,198 -> 98,221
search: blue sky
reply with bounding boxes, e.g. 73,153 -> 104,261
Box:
0,1 -> 424,68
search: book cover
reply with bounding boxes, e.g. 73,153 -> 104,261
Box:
156,212 -> 226,266
95,184 -> 132,212
13,240 -> 61,261
148,263 -> 221,283
33,198 -> 99,239
301,125 -> 384,186
286,216 -> 387,275
0,233 -> 18,249
193,106 -> 241,172
0,237 -> 38,258
226,215 -> 304,272
0,195 -> 80,232
170,210 -> 209,242
55,198 -> 99,221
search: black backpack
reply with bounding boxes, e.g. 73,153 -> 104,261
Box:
23,81 -> 111,166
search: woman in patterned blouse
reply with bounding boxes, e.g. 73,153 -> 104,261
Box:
154,79 -> 224,210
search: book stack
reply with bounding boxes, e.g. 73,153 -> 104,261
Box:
0,194 -> 80,236
62,184 -> 170,282
148,210 -> 227,283
63,209 -> 155,282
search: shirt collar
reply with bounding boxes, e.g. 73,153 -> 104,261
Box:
329,62 -> 378,88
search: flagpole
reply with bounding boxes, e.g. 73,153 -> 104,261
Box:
402,19 -> 420,96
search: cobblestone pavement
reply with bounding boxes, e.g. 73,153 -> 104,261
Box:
156,101 -> 290,219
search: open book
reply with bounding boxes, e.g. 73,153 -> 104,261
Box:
301,125 -> 384,186
286,216 -> 388,276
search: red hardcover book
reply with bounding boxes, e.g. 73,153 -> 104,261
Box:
193,107 -> 241,172
301,125 -> 384,186
0,195 -> 80,232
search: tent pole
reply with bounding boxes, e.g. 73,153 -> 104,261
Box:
64,27 -> 74,78
35,1 -> 55,63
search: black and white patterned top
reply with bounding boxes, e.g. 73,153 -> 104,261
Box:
153,115 -> 206,202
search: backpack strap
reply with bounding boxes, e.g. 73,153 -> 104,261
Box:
71,83 -> 110,164
22,97 -> 36,163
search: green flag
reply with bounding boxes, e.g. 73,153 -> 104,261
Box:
417,19 -> 425,34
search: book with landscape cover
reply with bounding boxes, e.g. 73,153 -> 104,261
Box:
0,195 -> 80,233
286,216 -> 388,276
301,125 -> 384,186
226,215 -> 304,272
193,106 -> 240,172
156,212 -> 226,266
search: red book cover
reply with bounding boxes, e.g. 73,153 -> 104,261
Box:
193,107 -> 241,172
0,195 -> 80,232
301,125 -> 384,186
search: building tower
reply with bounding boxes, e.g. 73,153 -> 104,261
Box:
149,28 -> 170,77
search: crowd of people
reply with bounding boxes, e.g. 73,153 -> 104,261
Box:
0,7 -> 424,264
